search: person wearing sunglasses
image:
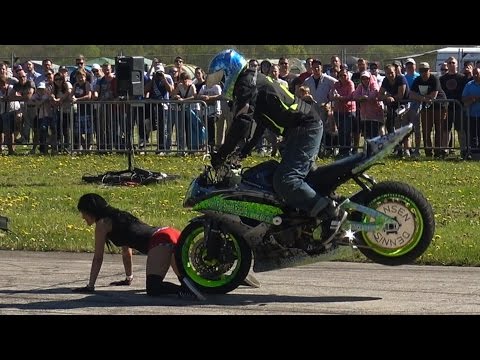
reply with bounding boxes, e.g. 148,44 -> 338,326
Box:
70,54 -> 93,85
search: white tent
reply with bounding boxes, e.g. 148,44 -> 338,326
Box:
392,46 -> 480,72
144,57 -> 153,67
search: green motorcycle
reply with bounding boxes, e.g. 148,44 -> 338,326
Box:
175,124 -> 435,294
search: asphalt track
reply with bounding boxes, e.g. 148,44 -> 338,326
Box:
0,250 -> 479,315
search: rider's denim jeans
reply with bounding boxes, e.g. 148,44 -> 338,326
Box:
273,119 -> 329,216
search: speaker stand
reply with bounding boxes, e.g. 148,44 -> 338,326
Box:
82,95 -> 177,186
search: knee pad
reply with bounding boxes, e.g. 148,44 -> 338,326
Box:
146,274 -> 165,296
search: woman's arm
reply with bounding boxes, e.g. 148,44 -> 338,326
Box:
109,246 -> 134,286
73,218 -> 110,293
87,219 -> 109,288
121,246 -> 133,277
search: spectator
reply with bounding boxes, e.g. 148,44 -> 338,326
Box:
370,62 -> 384,89
439,56 -> 468,157
0,74 -> 20,155
248,59 -> 259,71
147,58 -> 162,79
404,58 -> 421,157
95,63 -> 117,151
58,65 -> 71,83
410,62 -> 448,158
353,71 -> 385,139
192,67 -> 206,93
440,62 -> 448,76
90,64 -> 102,94
331,67 -> 356,157
392,60 -> 404,76
197,76 -> 222,150
303,59 -> 338,156
51,72 -> 72,153
70,54 -> 93,85
461,67 -> 480,156
23,60 -> 41,86
10,69 -> 35,145
378,64 -> 408,134
463,61 -> 474,82
278,57 -> 298,93
72,69 -> 93,151
259,60 -> 272,75
293,57 -> 313,95
143,66 -> 174,151
30,82 -> 54,154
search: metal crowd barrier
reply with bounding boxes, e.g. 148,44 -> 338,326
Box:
0,98 -> 209,155
2,97 -> 480,159
321,98 -> 479,159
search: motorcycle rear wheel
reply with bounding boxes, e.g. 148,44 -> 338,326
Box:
175,219 -> 252,294
353,181 -> 435,265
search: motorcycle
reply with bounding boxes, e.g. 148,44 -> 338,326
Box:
175,123 -> 435,294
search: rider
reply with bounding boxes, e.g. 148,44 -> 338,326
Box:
207,49 -> 347,262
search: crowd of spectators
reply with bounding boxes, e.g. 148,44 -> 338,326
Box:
2,53 -> 480,159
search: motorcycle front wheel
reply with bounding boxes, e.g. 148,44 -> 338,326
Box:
353,181 -> 435,265
175,218 -> 252,294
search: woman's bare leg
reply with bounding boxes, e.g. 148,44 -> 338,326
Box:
146,245 -> 174,277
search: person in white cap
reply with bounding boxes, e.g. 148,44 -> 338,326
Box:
404,58 -> 418,83
90,64 -> 102,97
30,82 -> 54,154
146,58 -> 161,79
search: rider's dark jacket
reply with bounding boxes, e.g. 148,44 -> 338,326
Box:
218,68 -> 319,158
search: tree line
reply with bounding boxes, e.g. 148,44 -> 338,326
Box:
0,44 -> 452,69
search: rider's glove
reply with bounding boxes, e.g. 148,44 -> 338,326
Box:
210,151 -> 226,170
238,150 -> 249,160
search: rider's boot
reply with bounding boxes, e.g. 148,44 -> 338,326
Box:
320,200 -> 348,244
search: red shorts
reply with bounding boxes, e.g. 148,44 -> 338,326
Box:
147,227 -> 181,251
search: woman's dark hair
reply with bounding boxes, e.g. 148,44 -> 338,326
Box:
260,60 -> 272,75
77,193 -> 141,253
77,193 -> 109,219
53,73 -> 68,96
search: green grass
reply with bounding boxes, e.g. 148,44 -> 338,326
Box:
1,152 -> 480,266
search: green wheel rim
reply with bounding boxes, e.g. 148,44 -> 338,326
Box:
361,193 -> 424,257
181,225 -> 243,288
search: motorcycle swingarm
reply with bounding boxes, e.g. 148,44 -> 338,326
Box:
339,199 -> 397,232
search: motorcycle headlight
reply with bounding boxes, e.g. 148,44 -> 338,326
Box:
184,178 -> 200,208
